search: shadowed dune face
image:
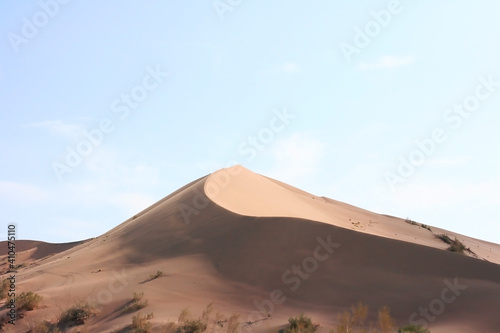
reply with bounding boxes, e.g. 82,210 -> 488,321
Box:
204,166 -> 500,265
111,169 -> 500,331
2,166 -> 500,332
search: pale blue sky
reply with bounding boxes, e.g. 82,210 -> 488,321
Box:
1,1 -> 499,244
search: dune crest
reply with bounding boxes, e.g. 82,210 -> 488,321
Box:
205,165 -> 500,265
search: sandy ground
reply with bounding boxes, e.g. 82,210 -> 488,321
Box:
1,165 -> 499,332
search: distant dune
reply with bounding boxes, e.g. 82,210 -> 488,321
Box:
1,166 -> 499,332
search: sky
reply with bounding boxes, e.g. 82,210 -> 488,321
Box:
1,0 -> 499,244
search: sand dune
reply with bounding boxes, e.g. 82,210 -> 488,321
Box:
205,166 -> 500,265
1,166 -> 499,332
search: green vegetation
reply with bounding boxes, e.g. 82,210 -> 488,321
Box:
332,303 -> 429,333
132,312 -> 154,333
284,314 -> 318,333
405,218 -> 432,232
0,279 -> 10,299
123,292 -> 149,313
28,320 -> 61,333
201,302 -> 214,326
420,224 -> 431,232
436,234 -> 466,254
333,302 -> 368,333
22,300 -> 433,333
178,307 -> 191,325
405,218 -> 418,226
16,291 -> 43,311
149,270 -> 164,280
59,300 -> 97,327
398,324 -> 431,333
377,306 -> 395,333
448,239 -> 466,253
137,303 -> 239,333
133,292 -> 145,303
176,319 -> 207,333
333,302 -> 369,333
156,322 -> 178,333
224,313 -> 240,333
176,306 -> 210,333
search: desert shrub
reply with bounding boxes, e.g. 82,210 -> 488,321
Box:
378,306 -> 395,333
448,238 -> 466,253
215,311 -> 225,328
150,270 -> 164,280
29,320 -> 61,333
175,307 -> 207,333
0,279 -> 10,299
420,224 -> 431,231
176,319 -> 207,333
332,303 -> 397,333
398,324 -> 431,333
436,234 -> 466,254
15,263 -> 26,270
59,300 -> 97,326
152,303 -> 236,333
132,312 -> 154,333
154,322 -> 178,333
405,218 -> 431,231
124,292 -> 149,313
405,218 -> 418,226
178,308 -> 191,325
226,313 -> 240,333
284,314 -> 317,333
436,234 -> 452,244
16,291 -> 43,311
201,302 -> 214,326
333,302 -> 368,333
133,292 -> 145,303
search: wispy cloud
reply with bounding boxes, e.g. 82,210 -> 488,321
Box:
25,120 -> 83,139
357,56 -> 415,70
